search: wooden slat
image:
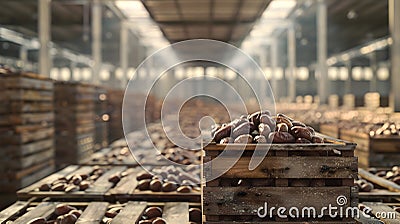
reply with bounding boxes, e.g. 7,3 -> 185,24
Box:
210,156 -> 357,179
85,166 -> 127,194
0,139 -> 53,157
17,165 -> 79,198
111,201 -> 146,224
203,187 -> 351,216
359,168 -> 400,192
364,202 -> 400,224
162,202 -> 189,223
0,75 -> 53,90
12,202 -> 56,224
204,140 -> 355,152
107,168 -> 139,195
0,89 -> 53,101
0,102 -> 53,114
2,147 -> 54,170
0,113 -> 54,126
0,200 -> 31,223
76,202 -> 109,224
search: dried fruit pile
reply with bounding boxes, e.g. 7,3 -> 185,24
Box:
136,165 -> 200,194
212,111 -> 324,144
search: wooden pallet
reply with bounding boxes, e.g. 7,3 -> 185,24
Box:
17,165 -> 201,202
203,135 -> 358,223
54,81 -> 96,166
0,160 -> 55,192
0,200 -> 200,224
0,73 -> 55,193
320,123 -> 340,139
107,89 -> 124,142
341,129 -> 400,168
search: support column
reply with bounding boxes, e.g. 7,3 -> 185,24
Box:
287,26 -> 296,102
38,0 -> 51,77
317,0 -> 328,104
344,61 -> 352,94
70,61 -> 76,81
389,0 -> 400,112
369,52 -> 377,92
92,0 -> 102,84
258,48 -> 267,98
120,21 -> 129,88
271,39 -> 278,100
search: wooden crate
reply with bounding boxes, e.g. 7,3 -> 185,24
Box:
107,89 -> 124,142
341,129 -> 400,168
54,81 -> 95,166
358,168 -> 400,203
203,136 -> 358,223
17,165 -> 201,202
0,200 -> 201,224
320,123 -> 340,139
0,73 -> 55,192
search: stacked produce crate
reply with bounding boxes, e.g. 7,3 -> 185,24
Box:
107,89 -> 124,142
54,82 -> 95,167
203,112 -> 358,223
0,72 -> 55,192
93,86 -> 108,151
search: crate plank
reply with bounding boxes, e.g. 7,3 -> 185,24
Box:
13,202 -> 56,224
76,202 -> 109,224
163,202 -> 189,223
203,187 -> 351,216
0,113 -> 54,127
212,156 -> 357,179
86,166 -> 127,194
0,138 -> 53,157
0,102 -> 53,114
17,165 -> 79,197
110,201 -> 147,224
0,89 -> 53,102
0,200 -> 30,223
107,168 -> 139,195
2,147 -> 54,170
0,75 -> 53,90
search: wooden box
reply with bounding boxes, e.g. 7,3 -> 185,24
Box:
0,73 -> 55,192
17,165 -> 201,202
320,123 -> 340,139
107,89 -> 124,142
340,129 -> 400,168
203,136 -> 358,223
54,82 -> 95,166
0,200 -> 201,224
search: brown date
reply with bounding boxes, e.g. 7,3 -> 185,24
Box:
234,134 -> 253,144
213,124 -> 233,143
291,126 -> 313,141
268,132 -> 295,143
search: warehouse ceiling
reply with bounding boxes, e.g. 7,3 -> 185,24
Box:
142,0 -> 272,44
0,0 -> 390,68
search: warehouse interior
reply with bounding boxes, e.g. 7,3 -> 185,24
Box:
0,0 -> 400,223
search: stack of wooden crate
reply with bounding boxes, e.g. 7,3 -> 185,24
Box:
0,73 -> 55,192
107,89 -> 124,142
93,86 -> 108,151
203,136 -> 358,223
54,81 -> 95,167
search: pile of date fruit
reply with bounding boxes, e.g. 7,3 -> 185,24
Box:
211,110 -> 325,144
